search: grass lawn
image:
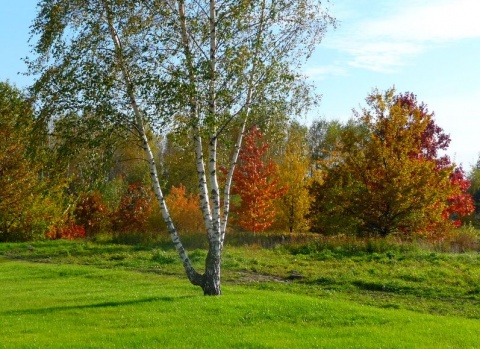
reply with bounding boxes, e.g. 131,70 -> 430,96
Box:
0,240 -> 479,348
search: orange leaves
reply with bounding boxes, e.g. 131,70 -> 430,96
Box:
274,123 -> 311,232
165,184 -> 203,235
232,126 -> 286,233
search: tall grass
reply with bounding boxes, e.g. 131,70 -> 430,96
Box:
101,225 -> 480,254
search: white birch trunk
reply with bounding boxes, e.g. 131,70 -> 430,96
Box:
204,0 -> 222,295
102,0 -> 203,287
220,0 -> 267,244
177,0 -> 213,236
178,0 -> 221,295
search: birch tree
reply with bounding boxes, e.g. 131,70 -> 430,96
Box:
28,0 -> 335,295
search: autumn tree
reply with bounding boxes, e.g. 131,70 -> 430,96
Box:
29,0 -> 334,294
403,93 -> 475,227
165,184 -> 203,235
444,168 -> 475,226
231,126 -> 285,233
0,82 -> 40,240
112,183 -> 154,233
274,122 -> 311,232
0,81 -> 66,241
74,192 -> 109,237
468,157 -> 480,215
309,89 -> 462,237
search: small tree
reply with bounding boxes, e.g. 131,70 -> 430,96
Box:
165,184 -> 203,235
74,192 -> 109,237
443,168 -> 475,227
231,126 -> 285,233
274,122 -> 311,232
112,184 -> 153,233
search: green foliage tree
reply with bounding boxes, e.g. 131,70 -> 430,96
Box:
309,89 -> 458,237
468,157 -> 480,217
0,82 -> 39,240
29,0 -> 335,294
51,112 -> 122,193
308,118 -> 344,163
159,122 -> 199,194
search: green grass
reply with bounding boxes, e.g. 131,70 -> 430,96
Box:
1,240 -> 480,348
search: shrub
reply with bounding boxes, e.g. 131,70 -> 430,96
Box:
45,222 -> 86,240
112,183 -> 153,234
164,184 -> 203,236
442,224 -> 479,252
74,192 -> 109,237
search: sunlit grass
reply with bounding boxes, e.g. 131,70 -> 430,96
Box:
1,238 -> 479,320
1,258 -> 479,348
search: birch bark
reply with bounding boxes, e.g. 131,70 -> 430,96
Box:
102,0 -> 204,287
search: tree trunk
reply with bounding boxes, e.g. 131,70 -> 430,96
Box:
102,0 -> 205,289
202,242 -> 222,295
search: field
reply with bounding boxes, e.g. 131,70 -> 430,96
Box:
1,238 -> 479,348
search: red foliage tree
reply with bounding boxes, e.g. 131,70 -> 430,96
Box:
112,183 -> 153,233
442,168 -> 475,227
396,92 -> 451,169
396,93 -> 475,226
231,126 -> 286,233
74,192 -> 108,236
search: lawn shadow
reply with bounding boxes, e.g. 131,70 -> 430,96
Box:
2,295 -> 195,316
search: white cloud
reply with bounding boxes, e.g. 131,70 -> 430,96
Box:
362,0 -> 480,42
303,64 -> 347,80
346,42 -> 423,73
327,0 -> 480,73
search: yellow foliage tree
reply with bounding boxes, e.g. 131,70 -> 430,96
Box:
274,123 -> 312,232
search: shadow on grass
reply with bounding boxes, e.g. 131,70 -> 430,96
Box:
2,295 -> 195,316
352,280 -> 415,294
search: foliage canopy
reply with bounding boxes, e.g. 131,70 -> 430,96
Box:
309,88 -> 471,237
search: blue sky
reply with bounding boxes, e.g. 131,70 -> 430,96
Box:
308,0 -> 480,169
1,0 -> 479,169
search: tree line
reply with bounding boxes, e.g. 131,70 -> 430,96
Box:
1,81 -> 476,242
